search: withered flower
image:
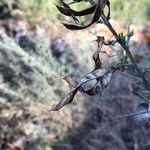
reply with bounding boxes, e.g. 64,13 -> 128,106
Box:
56,0 -> 110,30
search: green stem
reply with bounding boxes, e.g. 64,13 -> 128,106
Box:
101,14 -> 150,92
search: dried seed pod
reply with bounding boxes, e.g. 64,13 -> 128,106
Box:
56,0 -> 110,30
56,4 -> 96,16
52,68 -> 114,111
52,36 -> 115,111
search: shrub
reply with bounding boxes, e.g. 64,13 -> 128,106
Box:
53,0 -> 150,125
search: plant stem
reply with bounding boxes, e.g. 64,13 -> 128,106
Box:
115,110 -> 149,119
101,14 -> 150,92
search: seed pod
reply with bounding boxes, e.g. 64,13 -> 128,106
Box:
56,0 -> 110,30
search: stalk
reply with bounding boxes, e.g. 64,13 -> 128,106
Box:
101,14 -> 150,92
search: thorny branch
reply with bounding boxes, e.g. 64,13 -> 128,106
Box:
53,0 -> 150,115
101,13 -> 150,92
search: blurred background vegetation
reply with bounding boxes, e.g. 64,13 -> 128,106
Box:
111,0 -> 150,24
0,0 -> 150,150
0,0 -> 150,25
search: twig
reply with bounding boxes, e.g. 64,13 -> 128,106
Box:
115,110 -> 149,119
101,13 -> 150,93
